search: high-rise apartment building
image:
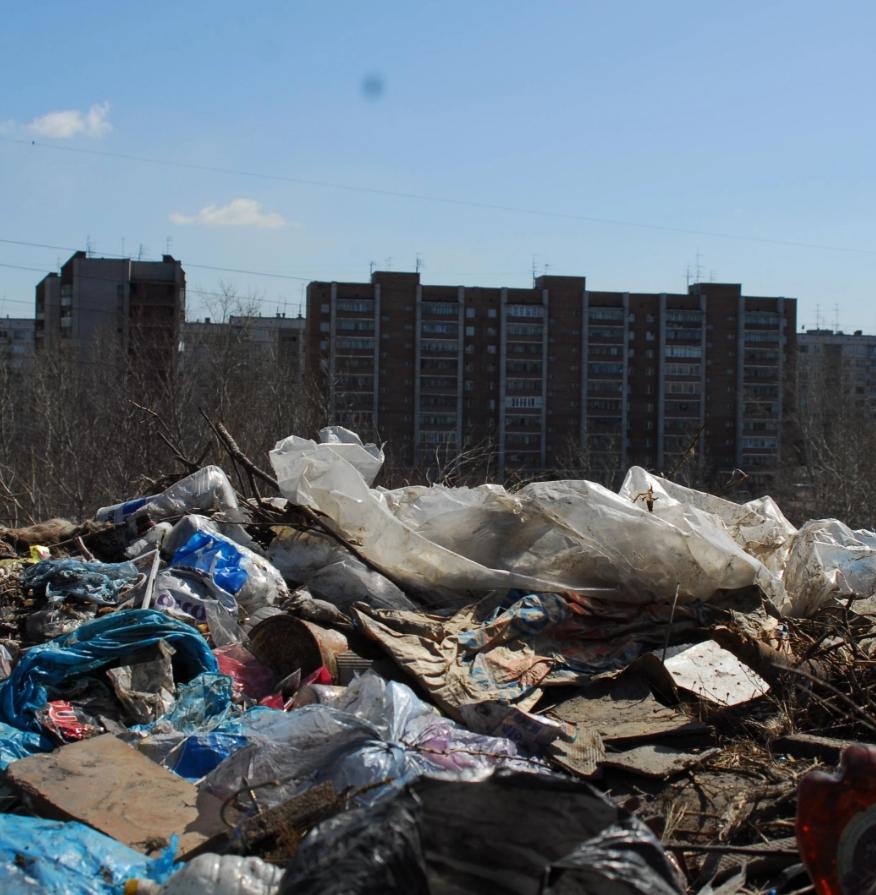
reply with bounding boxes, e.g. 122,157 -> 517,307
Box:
798,329 -> 876,414
306,271 -> 796,482
35,251 -> 186,367
0,317 -> 35,373
182,313 -> 305,377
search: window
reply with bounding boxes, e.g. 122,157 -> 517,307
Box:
588,362 -> 624,376
588,307 -> 624,321
336,318 -> 373,332
666,345 -> 702,358
665,363 -> 701,377
506,304 -> 544,318
421,339 -> 458,353
507,323 -> 543,337
488,309 -> 497,318
421,322 -> 458,336
666,381 -> 701,395
505,396 -> 543,409
591,326 -> 624,340
422,301 -> 457,316
466,307 -> 476,319
320,303 -> 330,313
336,337 -> 375,350
319,322 -> 330,333
337,299 -> 373,312
465,325 -> 475,337
665,309 -> 702,323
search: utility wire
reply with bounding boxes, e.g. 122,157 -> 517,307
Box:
3,134 -> 876,257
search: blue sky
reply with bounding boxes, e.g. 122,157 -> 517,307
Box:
2,1 -> 875,330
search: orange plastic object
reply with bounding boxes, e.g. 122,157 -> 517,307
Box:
796,744 -> 876,894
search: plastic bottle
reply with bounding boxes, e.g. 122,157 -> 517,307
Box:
796,744 -> 876,894
125,853 -> 283,895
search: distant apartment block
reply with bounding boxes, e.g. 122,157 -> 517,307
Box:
35,251 -> 185,367
306,271 -> 796,481
0,317 -> 35,372
798,328 -> 876,414
183,313 -> 305,376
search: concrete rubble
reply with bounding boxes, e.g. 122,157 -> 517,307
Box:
0,424 -> 875,893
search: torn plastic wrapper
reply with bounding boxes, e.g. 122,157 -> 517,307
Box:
38,700 -> 102,743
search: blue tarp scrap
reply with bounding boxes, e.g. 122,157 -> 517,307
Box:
0,814 -> 177,895
21,559 -> 141,606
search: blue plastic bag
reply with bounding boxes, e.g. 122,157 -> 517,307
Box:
0,609 -> 218,766
21,558 -> 141,606
0,815 -> 177,894
134,674 -> 267,780
171,530 -> 249,595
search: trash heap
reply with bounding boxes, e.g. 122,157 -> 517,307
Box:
1,425 -> 876,894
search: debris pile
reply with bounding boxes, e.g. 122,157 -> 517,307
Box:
1,424 -> 876,894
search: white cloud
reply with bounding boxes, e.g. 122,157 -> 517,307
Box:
170,198 -> 290,230
25,102 -> 112,139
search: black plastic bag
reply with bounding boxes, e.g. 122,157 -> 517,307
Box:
281,770 -> 683,895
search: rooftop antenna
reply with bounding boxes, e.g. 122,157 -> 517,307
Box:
833,303 -> 840,333
369,260 -> 375,275
415,253 -> 423,273
709,269 -> 716,282
685,264 -> 692,288
165,236 -> 173,256
531,254 -> 538,285
384,256 -> 392,271
694,249 -> 704,284
815,304 -> 821,330
85,235 -> 93,256
138,244 -> 145,261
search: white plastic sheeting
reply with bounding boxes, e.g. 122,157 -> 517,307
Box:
268,428 -> 876,617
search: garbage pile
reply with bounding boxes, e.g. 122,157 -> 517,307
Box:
1,424 -> 876,894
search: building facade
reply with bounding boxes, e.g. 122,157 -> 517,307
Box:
0,317 -> 35,372
798,329 -> 876,415
306,271 -> 796,482
182,313 -> 305,376
35,251 -> 186,367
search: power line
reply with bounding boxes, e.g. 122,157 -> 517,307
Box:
0,262 -> 300,316
0,238 -> 311,283
3,134 -> 876,257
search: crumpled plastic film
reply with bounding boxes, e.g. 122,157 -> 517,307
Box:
203,670 -> 534,810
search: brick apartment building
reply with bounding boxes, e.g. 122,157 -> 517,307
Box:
35,251 -> 186,368
306,271 -> 796,481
